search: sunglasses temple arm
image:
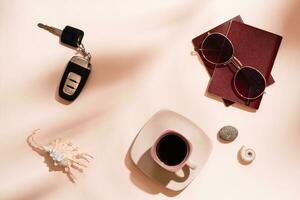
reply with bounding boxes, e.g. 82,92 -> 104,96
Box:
231,56 -> 243,70
245,99 -> 251,106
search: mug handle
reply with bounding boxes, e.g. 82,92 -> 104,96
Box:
186,159 -> 197,170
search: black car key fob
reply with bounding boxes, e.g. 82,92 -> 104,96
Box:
38,23 -> 84,48
59,56 -> 91,101
60,26 -> 84,48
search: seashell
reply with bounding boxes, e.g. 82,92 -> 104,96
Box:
218,126 -> 238,142
238,146 -> 255,164
28,129 -> 93,182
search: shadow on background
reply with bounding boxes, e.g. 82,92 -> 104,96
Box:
54,49 -> 156,105
87,50 -> 156,90
7,181 -> 59,200
124,147 -> 184,197
30,48 -> 159,140
284,0 -> 300,48
2,0 -> 208,199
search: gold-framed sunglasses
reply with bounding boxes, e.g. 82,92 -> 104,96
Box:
199,32 -> 266,103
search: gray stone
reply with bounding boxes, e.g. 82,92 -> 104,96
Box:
218,126 -> 238,142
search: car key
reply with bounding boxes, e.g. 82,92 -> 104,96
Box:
59,56 -> 91,101
38,23 -> 84,48
38,23 -> 92,102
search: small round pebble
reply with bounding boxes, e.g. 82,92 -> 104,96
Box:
218,125 -> 238,142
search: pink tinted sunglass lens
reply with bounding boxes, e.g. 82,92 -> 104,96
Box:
201,33 -> 233,64
234,67 -> 266,99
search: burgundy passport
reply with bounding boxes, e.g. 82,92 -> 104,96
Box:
192,16 -> 281,109
192,16 -> 275,107
207,21 -> 282,109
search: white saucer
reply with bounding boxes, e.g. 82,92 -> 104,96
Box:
130,110 -> 212,191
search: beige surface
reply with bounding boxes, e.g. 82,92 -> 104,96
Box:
0,0 -> 300,199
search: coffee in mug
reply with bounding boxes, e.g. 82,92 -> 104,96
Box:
151,129 -> 196,172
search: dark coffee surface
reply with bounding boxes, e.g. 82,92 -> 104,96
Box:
156,134 -> 188,166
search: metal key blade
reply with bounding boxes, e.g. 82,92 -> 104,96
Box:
37,23 -> 62,36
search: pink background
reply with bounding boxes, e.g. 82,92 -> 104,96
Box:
0,0 -> 300,199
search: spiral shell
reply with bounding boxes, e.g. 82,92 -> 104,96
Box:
238,146 -> 255,164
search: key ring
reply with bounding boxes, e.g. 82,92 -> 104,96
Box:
78,43 -> 92,62
38,23 -> 92,102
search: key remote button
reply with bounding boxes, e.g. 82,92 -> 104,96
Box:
67,72 -> 81,83
63,85 -> 76,95
65,79 -> 79,89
